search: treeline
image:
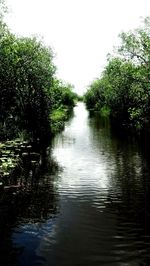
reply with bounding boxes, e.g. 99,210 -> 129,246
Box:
0,2 -> 77,143
84,17 -> 150,132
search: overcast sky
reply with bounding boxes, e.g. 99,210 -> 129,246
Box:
4,0 -> 150,94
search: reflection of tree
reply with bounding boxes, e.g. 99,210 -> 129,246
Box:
89,114 -> 150,264
104,154 -> 150,265
0,148 -> 60,266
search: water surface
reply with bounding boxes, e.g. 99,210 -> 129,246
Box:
1,102 -> 150,266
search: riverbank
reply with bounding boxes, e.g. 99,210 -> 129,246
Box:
0,104 -> 74,186
50,105 -> 74,134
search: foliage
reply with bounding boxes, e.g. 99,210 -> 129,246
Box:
50,107 -> 68,134
0,0 -> 7,19
0,30 -> 56,142
0,5 -> 77,143
49,79 -> 76,133
50,79 -> 76,109
84,17 -> 150,132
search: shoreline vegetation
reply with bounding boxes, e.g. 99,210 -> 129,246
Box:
0,1 -> 79,181
84,17 -> 150,135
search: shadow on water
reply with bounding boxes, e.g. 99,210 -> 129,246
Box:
0,144 -> 61,266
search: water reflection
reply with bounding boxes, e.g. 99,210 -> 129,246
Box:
38,103 -> 150,266
2,102 -> 150,265
89,111 -> 150,265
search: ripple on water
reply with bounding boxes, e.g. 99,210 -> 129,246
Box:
8,103 -> 150,266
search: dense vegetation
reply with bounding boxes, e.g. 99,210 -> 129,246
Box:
0,1 -> 77,144
84,17 -> 150,132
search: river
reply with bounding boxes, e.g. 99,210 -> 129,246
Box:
1,102 -> 150,265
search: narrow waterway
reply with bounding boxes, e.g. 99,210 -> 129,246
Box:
2,102 -> 150,266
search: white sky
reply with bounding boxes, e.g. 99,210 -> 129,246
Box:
4,0 -> 150,94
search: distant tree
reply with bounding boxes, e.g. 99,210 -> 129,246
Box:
0,0 -> 7,18
50,79 -> 76,109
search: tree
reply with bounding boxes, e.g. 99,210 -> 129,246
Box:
84,17 -> 150,131
0,33 -> 56,141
